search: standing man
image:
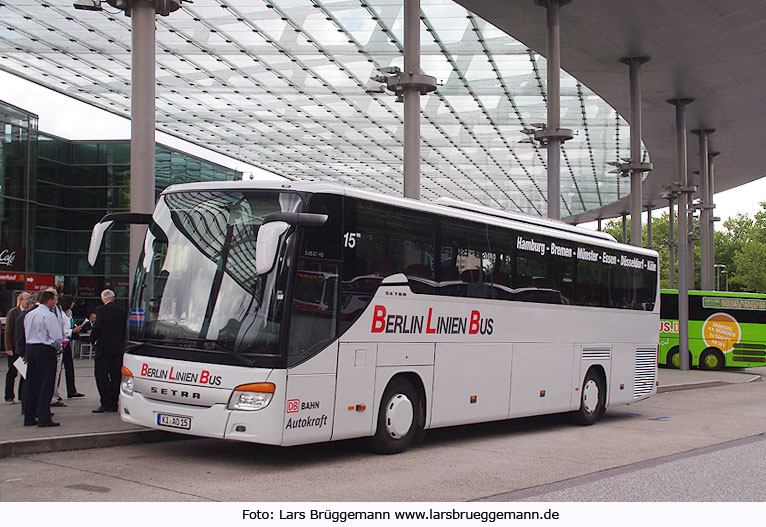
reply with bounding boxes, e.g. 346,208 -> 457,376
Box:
4,291 -> 30,404
23,290 -> 63,427
91,289 -> 127,413
15,293 -> 38,414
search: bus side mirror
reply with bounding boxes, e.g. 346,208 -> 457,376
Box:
256,221 -> 289,275
88,212 -> 153,267
88,220 -> 115,266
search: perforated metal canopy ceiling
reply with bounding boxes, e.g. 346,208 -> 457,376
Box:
0,0 -> 649,217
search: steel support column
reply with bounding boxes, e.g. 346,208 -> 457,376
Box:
647,207 -> 652,249
622,57 -> 651,247
668,98 -> 694,371
621,214 -> 627,244
689,203 -> 695,287
403,0 -> 421,200
709,151 -> 720,278
545,2 -> 561,220
129,0 -> 157,293
667,194 -> 676,288
535,0 -> 573,220
692,128 -> 715,290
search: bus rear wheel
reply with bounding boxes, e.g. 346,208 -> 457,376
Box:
370,378 -> 421,454
700,348 -> 725,371
572,370 -> 605,426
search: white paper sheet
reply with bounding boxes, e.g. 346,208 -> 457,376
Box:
13,356 -> 27,379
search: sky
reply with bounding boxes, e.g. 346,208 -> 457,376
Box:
2,69 -> 765,230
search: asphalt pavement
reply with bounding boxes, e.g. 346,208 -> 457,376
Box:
0,357 -> 762,459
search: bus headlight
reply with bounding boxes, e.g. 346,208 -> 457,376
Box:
228,382 -> 276,411
121,366 -> 134,396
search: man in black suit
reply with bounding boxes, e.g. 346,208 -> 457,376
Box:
91,289 -> 127,413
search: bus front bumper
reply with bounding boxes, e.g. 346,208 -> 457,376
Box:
120,390 -> 285,445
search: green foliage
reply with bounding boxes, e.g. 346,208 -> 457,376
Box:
726,203 -> 766,292
594,202 -> 766,293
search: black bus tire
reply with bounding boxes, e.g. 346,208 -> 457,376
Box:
666,347 -> 679,368
572,369 -> 605,426
700,348 -> 725,371
370,378 -> 420,454
668,348 -> 694,369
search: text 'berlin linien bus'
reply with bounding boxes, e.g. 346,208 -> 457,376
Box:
89,181 -> 660,453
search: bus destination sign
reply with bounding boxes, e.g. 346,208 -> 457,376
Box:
702,297 -> 766,311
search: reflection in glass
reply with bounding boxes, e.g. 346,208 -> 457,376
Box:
131,190 -> 302,361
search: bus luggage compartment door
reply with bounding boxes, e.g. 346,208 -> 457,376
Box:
509,343 -> 576,418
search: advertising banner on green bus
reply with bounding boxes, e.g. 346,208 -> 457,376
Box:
702,297 -> 766,311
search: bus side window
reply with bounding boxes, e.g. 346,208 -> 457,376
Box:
439,217 -> 495,299
340,198 -> 436,332
515,243 -> 574,305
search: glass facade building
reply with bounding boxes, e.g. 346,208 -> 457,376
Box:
0,99 -> 240,320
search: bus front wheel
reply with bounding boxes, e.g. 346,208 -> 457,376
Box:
668,348 -> 693,369
700,348 -> 725,371
572,369 -> 605,426
370,378 -> 421,454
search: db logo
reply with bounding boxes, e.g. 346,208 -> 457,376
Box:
287,399 -> 300,413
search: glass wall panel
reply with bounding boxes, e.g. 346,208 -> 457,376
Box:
0,100 -> 239,317
0,197 -> 26,248
72,143 -> 98,165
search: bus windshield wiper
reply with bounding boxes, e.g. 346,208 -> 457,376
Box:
141,337 -> 255,367
125,341 -> 145,353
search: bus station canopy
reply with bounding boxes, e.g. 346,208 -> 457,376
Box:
3,0 -> 763,222
459,0 -> 766,223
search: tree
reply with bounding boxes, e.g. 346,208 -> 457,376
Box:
729,203 -> 766,292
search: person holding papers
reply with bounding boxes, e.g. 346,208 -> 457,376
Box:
4,291 -> 30,405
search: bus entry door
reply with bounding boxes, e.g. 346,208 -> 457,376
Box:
332,343 -> 377,441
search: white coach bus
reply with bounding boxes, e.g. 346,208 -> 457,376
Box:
89,181 -> 659,453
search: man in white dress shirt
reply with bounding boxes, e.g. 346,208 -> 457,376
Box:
22,290 -> 63,427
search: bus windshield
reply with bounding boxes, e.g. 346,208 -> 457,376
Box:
129,190 -> 302,365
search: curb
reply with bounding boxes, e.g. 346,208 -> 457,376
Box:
0,429 -> 182,459
658,375 -> 761,394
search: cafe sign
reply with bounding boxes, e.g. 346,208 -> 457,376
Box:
0,246 -> 25,272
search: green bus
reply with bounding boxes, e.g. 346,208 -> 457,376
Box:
660,289 -> 766,370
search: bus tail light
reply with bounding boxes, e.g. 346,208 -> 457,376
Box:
228,382 -> 276,411
121,366 -> 134,396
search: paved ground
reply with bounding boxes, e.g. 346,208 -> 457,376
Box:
0,358 -> 175,458
1,359 -> 766,502
0,359 -> 762,458
2,373 -> 766,501
498,434 -> 766,501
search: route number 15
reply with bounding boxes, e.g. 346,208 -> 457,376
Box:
344,232 -> 359,248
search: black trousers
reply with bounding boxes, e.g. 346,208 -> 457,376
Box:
23,344 -> 57,424
94,353 -> 122,410
5,352 -> 24,402
60,343 -> 77,397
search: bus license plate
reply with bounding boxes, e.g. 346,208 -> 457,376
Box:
157,413 -> 191,430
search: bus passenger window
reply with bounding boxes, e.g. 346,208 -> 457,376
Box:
340,198 -> 436,332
